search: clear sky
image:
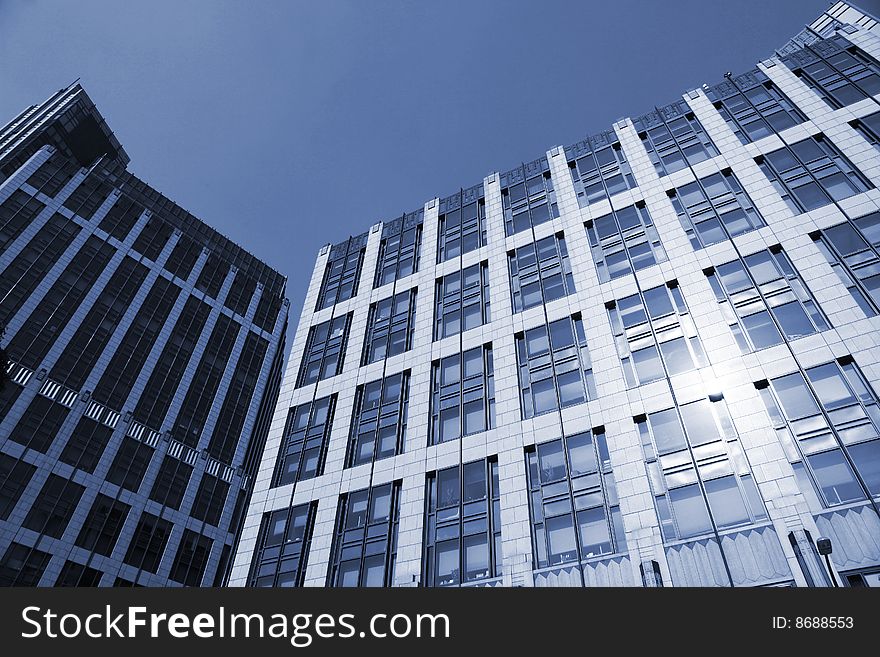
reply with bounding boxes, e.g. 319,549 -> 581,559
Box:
0,0 -> 832,344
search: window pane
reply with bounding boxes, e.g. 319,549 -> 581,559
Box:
538,440 -> 566,483
659,337 -> 694,376
463,534 -> 489,581
773,372 -> 820,420
577,507 -> 612,557
668,483 -> 712,538
632,345 -> 664,383
742,310 -> 782,349
772,302 -> 814,339
567,433 -> 597,476
436,541 -> 460,586
848,439 -> 880,496
704,476 -> 750,528
680,400 -> 720,446
807,449 -> 865,505
806,364 -> 856,410
651,408 -> 687,454
545,514 -> 578,564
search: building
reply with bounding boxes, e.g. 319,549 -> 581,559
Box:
0,83 -> 289,586
230,1 -> 880,588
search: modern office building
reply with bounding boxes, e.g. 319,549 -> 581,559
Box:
231,1 -> 880,588
0,83 -> 289,586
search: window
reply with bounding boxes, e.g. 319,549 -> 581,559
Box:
75,494 -> 131,557
253,291 -> 284,334
0,454 -> 36,520
566,132 -> 636,207
0,212 -> 80,327
224,270 -> 257,317
91,276 -> 180,411
636,101 -> 719,176
328,482 -> 401,587
316,234 -> 366,310
437,185 -> 486,262
123,512 -> 172,574
131,215 -> 173,262
526,429 -> 627,569
60,416 -> 114,474
516,314 -> 596,419
0,190 -> 45,257
586,202 -> 667,282
608,281 -> 707,387
782,36 -> 880,109
296,314 -> 351,387
423,458 -> 501,586
106,438 -> 154,494
62,172 -> 113,220
49,256 -> 149,391
6,235 -> 115,370
0,543 -> 52,586
706,246 -> 829,353
811,213 -> 880,316
272,395 -> 336,487
149,456 -> 193,510
758,357 -> 880,508
374,212 -> 422,287
207,331 -> 269,464
638,398 -> 768,541
430,345 -> 495,445
163,234 -> 201,280
172,314 -> 241,448
22,474 -> 85,538
249,503 -> 317,587
757,135 -> 872,215
361,288 -> 417,365
508,233 -> 575,313
707,71 -> 806,143
500,159 -> 559,236
346,371 -> 409,467
190,473 -> 229,526
25,152 -> 78,198
9,395 -> 70,453
97,194 -> 144,242
133,296 -> 211,429
668,169 -> 765,249
169,529 -> 213,586
194,252 -> 228,299
850,111 -> 880,152
434,261 -> 490,339
55,561 -> 103,587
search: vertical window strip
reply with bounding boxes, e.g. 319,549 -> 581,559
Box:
566,132 -> 636,208
508,233 -> 576,313
346,371 -> 410,468
586,202 -> 667,282
433,261 -> 491,340
271,395 -> 336,487
429,344 -> 495,445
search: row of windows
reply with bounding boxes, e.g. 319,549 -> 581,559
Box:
250,362 -> 879,586
0,491 -> 232,586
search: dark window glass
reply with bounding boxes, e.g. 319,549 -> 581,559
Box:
248,503 -> 316,587
501,166 -> 559,237
148,456 -> 193,510
669,170 -> 765,249
362,288 -> 417,365
0,543 -> 52,586
784,38 -> 880,109
430,345 -> 495,445
105,437 -> 154,493
812,215 -> 880,316
423,458 -> 501,586
98,195 -> 144,242
434,261 -> 490,340
224,270 -> 257,317
169,529 -> 212,586
59,416 -> 114,473
0,212 -> 80,327
75,494 -> 131,557
123,512 -> 172,574
317,237 -> 365,310
272,395 -> 336,487
437,192 -> 486,262
55,561 -> 102,587
708,74 -> 806,144
707,247 -> 829,353
25,153 -> 78,198
526,429 -> 627,569
375,223 -> 422,287
194,252 -> 229,299
0,454 -> 36,520
22,474 -> 85,538
346,371 -> 409,467
6,235 -> 115,369
163,234 -> 201,280
0,190 -> 45,257
508,233 -> 575,313
586,203 -> 667,282
516,315 -> 596,419
190,473 -> 229,527
637,105 -> 719,176
758,135 -> 871,215
608,282 -> 706,387
8,395 -> 70,453
567,138 -> 636,207
328,482 -> 401,587
207,331 -> 269,464
296,313 -> 351,387
62,172 -> 113,220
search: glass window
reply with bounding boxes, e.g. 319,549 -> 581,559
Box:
346,372 -> 409,467
434,262 -> 490,339
296,314 -> 351,387
430,346 -> 494,445
501,162 -> 559,236
317,235 -> 366,310
362,288 -> 417,365
508,234 -> 575,313
636,103 -> 719,177
437,187 -> 486,262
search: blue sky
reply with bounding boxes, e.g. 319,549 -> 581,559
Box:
0,0 -> 830,342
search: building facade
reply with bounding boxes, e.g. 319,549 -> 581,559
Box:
0,84 -> 289,586
230,2 -> 880,588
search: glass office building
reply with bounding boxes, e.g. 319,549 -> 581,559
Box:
228,0 -> 880,588
0,83 -> 289,586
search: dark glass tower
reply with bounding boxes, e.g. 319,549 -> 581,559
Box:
0,83 -> 288,586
